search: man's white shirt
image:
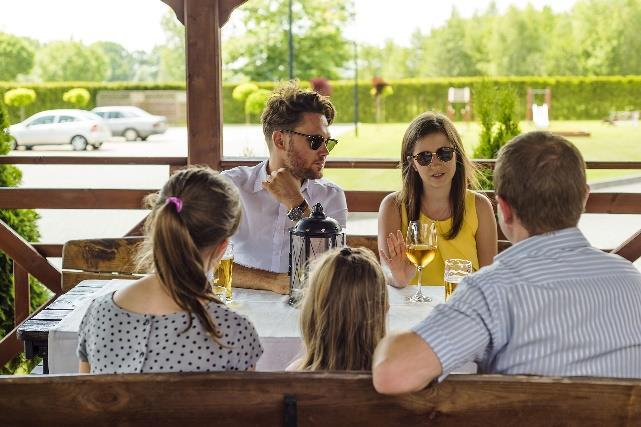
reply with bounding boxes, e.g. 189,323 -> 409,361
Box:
221,160 -> 348,273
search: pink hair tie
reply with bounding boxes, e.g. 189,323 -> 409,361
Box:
166,196 -> 183,213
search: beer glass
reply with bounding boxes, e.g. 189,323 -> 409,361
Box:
405,221 -> 438,303
443,258 -> 472,301
213,242 -> 234,303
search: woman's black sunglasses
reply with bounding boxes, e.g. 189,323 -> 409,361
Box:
408,146 -> 455,166
281,129 -> 338,152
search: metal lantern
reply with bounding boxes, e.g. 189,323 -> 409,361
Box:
288,203 -> 345,306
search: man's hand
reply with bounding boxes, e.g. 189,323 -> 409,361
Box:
262,167 -> 304,209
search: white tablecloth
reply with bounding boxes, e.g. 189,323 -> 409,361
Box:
48,280 -> 461,374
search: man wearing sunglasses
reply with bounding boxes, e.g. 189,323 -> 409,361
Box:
221,82 -> 347,292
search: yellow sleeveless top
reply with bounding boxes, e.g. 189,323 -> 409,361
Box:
400,190 -> 480,286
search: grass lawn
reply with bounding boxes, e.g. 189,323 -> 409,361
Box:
324,120 -> 641,191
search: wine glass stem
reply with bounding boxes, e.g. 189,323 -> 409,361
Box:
416,266 -> 423,295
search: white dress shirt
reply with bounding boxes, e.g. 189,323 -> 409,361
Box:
221,160 -> 348,273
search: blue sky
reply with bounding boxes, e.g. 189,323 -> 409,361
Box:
2,0 -> 577,52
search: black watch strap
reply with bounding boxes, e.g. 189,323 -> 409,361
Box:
287,199 -> 308,221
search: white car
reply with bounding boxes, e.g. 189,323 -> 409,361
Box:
9,109 -> 111,151
92,106 -> 167,141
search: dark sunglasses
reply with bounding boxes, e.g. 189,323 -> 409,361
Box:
281,129 -> 338,152
408,146 -> 455,166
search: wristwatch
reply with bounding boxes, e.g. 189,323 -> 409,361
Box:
287,199 -> 308,221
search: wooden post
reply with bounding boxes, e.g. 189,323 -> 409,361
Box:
13,262 -> 30,326
184,0 -> 223,169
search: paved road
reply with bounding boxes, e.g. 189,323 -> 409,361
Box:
8,124 -> 641,270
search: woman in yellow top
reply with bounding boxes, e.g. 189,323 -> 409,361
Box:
378,112 -> 497,287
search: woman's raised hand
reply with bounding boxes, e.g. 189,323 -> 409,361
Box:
379,230 -> 414,287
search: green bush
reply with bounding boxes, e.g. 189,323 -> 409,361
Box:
472,81 -> 521,189
3,88 -> 36,121
232,83 -> 259,124
232,83 -> 259,103
62,88 -> 91,107
1,77 -> 640,125
0,99 -> 50,374
245,89 -> 271,117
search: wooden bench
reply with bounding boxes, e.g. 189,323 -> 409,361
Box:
0,372 -> 640,425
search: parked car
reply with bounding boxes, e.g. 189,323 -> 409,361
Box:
8,109 -> 111,151
91,106 -> 167,141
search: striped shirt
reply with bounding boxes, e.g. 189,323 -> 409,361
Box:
413,227 -> 641,378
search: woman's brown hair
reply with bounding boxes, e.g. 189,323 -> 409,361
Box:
138,166 -> 241,340
299,247 -> 388,371
397,112 -> 478,239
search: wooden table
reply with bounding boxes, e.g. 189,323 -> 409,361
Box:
16,281 -> 106,374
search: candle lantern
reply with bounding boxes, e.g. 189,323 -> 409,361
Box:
288,203 -> 345,306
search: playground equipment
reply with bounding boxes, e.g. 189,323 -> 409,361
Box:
526,88 -> 551,129
447,87 -> 472,123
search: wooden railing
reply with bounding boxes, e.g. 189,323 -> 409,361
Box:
0,155 -> 640,368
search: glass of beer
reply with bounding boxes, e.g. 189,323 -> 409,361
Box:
444,258 -> 472,301
405,221 -> 438,303
213,242 -> 234,304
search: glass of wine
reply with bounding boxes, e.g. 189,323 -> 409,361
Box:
405,221 -> 438,303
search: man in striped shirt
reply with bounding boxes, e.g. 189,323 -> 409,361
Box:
373,131 -> 641,394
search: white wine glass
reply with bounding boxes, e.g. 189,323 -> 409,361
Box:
405,221 -> 438,303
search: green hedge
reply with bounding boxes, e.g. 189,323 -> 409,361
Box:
2,76 -> 640,124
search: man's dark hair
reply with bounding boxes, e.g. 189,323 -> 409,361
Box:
261,81 -> 336,150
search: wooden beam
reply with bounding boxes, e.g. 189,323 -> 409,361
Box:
184,0 -> 223,169
13,262 -> 30,326
162,0 -> 247,26
585,193 -> 641,214
0,220 -> 61,294
0,189 -> 154,209
0,327 -> 23,369
33,244 -> 63,258
0,156 -> 187,165
220,158 -> 641,170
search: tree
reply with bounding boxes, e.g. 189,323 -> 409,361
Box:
157,10 -> 185,81
35,41 -> 109,82
422,9 -> 481,77
131,49 -> 160,82
92,41 -> 135,81
224,0 -> 352,81
0,33 -> 35,81
0,98 -> 49,374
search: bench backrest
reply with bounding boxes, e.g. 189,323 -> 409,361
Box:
0,372 -> 639,426
61,237 -> 146,291
61,235 -> 513,291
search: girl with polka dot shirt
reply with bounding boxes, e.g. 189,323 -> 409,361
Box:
77,166 -> 263,373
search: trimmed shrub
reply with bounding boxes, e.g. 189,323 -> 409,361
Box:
232,83 -> 259,124
245,89 -> 271,118
62,88 -> 91,107
3,88 -> 36,121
